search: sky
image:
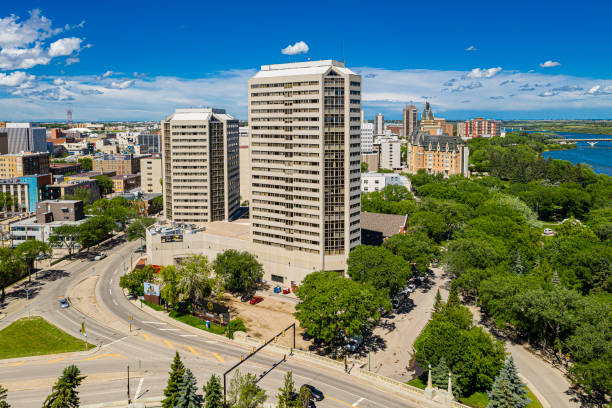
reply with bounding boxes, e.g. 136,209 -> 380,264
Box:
1,0 -> 612,121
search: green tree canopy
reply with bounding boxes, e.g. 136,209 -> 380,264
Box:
213,250 -> 263,294
227,370 -> 267,408
203,374 -> 223,408
383,231 -> 438,274
163,352 -> 185,408
42,365 -> 86,408
92,175 -> 113,195
16,240 -> 51,282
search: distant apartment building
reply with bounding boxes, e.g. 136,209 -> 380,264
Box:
360,121 -> 374,153
406,130 -> 469,177
385,124 -> 404,137
41,179 -> 100,203
361,171 -> 411,193
458,118 -> 501,139
375,112 -> 385,135
403,105 -> 418,138
248,59 -> 361,281
239,126 -> 251,202
379,140 -> 402,170
361,152 -> 379,172
50,162 -> 82,176
141,157 -> 162,194
10,200 -> 86,246
0,152 -> 50,178
0,174 -> 52,212
0,123 -> 47,154
92,154 -> 145,176
137,133 -> 161,154
162,108 -> 240,224
62,140 -> 95,155
111,174 -> 141,193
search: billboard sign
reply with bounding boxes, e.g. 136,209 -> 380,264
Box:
143,282 -> 160,297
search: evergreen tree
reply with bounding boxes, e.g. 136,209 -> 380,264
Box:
203,374 -> 223,408
277,371 -> 296,408
42,365 -> 86,408
487,357 -> 530,408
510,251 -> 525,275
0,385 -> 9,408
433,289 -> 443,313
447,285 -> 461,307
430,358 -> 460,396
177,368 -> 202,408
163,352 -> 186,408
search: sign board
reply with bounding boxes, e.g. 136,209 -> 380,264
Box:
161,234 -> 183,243
143,282 -> 160,296
193,299 -> 230,326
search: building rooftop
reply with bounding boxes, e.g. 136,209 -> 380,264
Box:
361,212 -> 408,239
149,219 -> 250,241
166,108 -> 234,122
11,215 -> 87,227
254,60 -> 356,78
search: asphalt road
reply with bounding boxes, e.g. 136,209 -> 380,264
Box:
1,241 -> 418,408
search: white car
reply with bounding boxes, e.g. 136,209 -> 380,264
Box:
407,284 -> 416,293
94,253 -> 106,261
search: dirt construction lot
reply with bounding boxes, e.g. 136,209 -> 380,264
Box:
225,295 -> 311,350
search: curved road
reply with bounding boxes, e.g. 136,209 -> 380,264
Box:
2,241 -> 418,408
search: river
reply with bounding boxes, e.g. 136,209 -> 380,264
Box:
540,131 -> 612,176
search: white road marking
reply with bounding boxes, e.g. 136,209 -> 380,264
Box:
101,335 -> 129,349
112,299 -> 118,306
180,334 -> 197,337
143,321 -> 166,324
159,328 -> 180,331
110,279 -> 113,285
109,289 -> 112,295
354,397 -> 365,406
135,377 -> 144,399
205,340 -> 217,344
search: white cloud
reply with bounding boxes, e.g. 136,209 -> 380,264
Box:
0,71 -> 34,86
540,60 -> 561,68
65,57 -> 79,65
281,41 -> 309,55
110,80 -> 135,89
587,85 -> 612,96
466,67 -> 502,79
465,45 -> 478,51
0,9 -> 61,48
48,37 -> 83,57
0,44 -> 50,70
101,70 -> 114,78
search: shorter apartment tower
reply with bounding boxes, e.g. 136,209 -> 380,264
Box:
379,140 -> 402,170
403,105 -> 418,138
360,122 -> 374,153
162,108 -> 240,225
141,157 -> 162,194
458,118 -> 501,139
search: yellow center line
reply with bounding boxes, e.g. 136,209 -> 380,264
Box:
164,340 -> 174,349
81,354 -> 124,361
9,361 -> 24,367
46,357 -> 66,364
211,352 -> 224,362
324,394 -> 356,408
188,346 -> 199,356
142,333 -> 150,342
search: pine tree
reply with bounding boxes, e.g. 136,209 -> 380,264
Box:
510,251 -> 525,275
447,285 -> 460,307
203,374 -> 223,408
0,385 -> 9,408
177,368 -> 202,408
277,371 -> 296,408
163,352 -> 186,408
433,289 -> 443,313
487,356 -> 530,408
431,358 -> 449,388
42,365 -> 86,408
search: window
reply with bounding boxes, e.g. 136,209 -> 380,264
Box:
271,274 -> 284,283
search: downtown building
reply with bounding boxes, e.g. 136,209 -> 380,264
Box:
403,105 -> 418,138
457,117 -> 501,139
161,108 -> 240,225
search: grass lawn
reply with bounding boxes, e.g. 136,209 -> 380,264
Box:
0,316 -> 94,359
142,299 -> 164,311
407,378 -> 426,389
167,310 -> 246,338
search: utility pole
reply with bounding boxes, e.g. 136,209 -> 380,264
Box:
25,288 -> 30,319
127,365 -> 131,403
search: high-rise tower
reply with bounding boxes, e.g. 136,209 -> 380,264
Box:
403,105 -> 418,137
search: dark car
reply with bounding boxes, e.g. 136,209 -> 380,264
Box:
249,296 -> 263,305
240,294 -> 252,302
301,384 -> 324,401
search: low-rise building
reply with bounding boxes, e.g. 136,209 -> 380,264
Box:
361,171 -> 411,192
92,154 -> 147,176
360,212 -> 408,246
0,174 -> 52,212
41,179 -> 100,203
0,152 -> 50,178
50,162 -> 82,176
111,174 -> 140,193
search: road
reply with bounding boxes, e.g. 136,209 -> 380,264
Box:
0,240 -> 418,408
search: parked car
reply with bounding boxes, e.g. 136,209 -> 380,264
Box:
301,384 -> 324,401
282,287 -> 291,294
273,286 -> 282,293
346,334 -> 363,352
407,283 -> 416,293
250,296 -> 263,305
94,253 -> 106,261
58,298 -> 69,308
240,294 -> 252,302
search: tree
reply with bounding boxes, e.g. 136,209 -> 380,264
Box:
177,368 -> 203,408
383,231 -> 438,275
0,248 -> 22,303
161,265 -> 181,307
16,240 -> 51,282
203,374 -> 223,408
42,365 -> 86,408
78,157 -> 93,171
63,187 -> 92,203
277,371 -> 296,408
487,357 -> 530,408
163,352 -> 185,408
150,195 -> 163,214
77,215 -> 114,250
361,162 -> 368,173
48,224 -> 81,258
431,357 -> 450,388
119,265 -> 157,295
92,175 -> 113,195
213,250 -> 263,294
295,271 -> 390,343
127,217 -> 156,242
433,289 -> 443,313
227,370 -> 267,408
0,384 -> 9,408
347,245 -> 412,297
0,192 -> 16,213
177,255 -> 215,304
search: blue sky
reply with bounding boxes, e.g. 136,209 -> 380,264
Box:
1,0 -> 612,121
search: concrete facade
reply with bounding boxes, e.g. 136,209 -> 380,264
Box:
239,126 -> 251,203
379,140 -> 402,169
403,105 -> 418,138
360,122 -> 374,153
141,157 -> 162,194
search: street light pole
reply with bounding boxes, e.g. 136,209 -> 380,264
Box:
25,288 -> 30,319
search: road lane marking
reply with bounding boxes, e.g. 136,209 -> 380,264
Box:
159,328 -> 179,331
143,321 -> 166,324
211,352 -> 223,362
325,394 -> 356,407
142,333 -> 150,342
135,377 -> 144,399
46,357 -> 66,364
180,334 -> 197,337
101,336 -> 129,349
188,346 -> 199,356
9,361 -> 24,367
164,340 -> 174,349
82,353 -> 124,361
109,289 -> 112,295
113,299 -> 118,306
354,397 -> 365,406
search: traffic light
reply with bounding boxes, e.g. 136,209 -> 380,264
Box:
274,336 -> 278,343
282,330 -> 285,337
